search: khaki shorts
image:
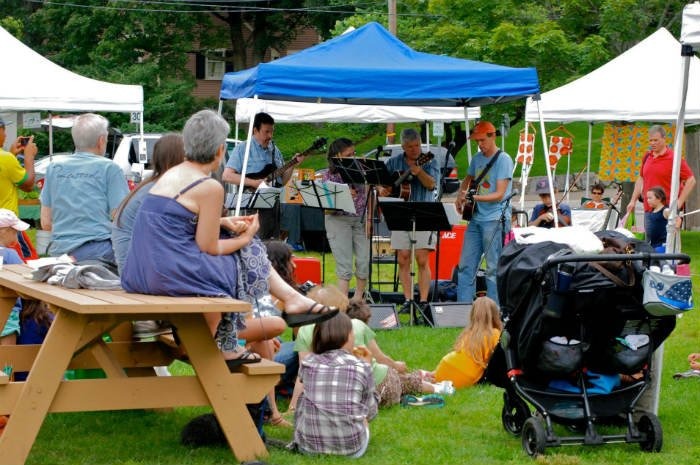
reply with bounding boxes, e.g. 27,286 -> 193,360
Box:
390,230 -> 436,251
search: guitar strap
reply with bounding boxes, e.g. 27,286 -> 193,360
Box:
472,149 -> 501,191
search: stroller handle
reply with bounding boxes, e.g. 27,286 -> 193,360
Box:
543,252 -> 690,271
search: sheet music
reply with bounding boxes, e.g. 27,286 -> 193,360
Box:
292,180 -> 356,214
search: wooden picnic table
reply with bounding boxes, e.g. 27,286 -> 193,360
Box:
0,263 -> 284,464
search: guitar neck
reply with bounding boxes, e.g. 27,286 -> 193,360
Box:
266,144 -> 320,182
267,158 -> 300,182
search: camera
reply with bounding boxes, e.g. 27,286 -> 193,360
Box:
19,136 -> 30,147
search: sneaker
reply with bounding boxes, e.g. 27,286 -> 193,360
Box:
673,369 -> 700,379
286,240 -> 304,252
431,380 -> 455,395
398,300 -> 411,314
132,320 -> 173,339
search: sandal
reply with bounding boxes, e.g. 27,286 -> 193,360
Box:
269,415 -> 293,428
225,349 -> 261,371
400,394 -> 445,408
282,304 -> 339,328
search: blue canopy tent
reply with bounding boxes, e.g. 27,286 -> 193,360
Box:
220,22 -> 539,107
220,22 -> 544,215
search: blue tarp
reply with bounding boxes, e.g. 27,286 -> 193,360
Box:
220,22 -> 540,107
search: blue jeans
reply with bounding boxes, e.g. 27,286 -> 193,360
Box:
69,239 -> 116,264
456,219 -> 503,304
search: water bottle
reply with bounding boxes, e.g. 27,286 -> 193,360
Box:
556,263 -> 575,292
544,263 -> 574,318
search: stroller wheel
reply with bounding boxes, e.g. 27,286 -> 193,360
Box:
501,393 -> 530,435
637,413 -> 663,452
522,417 -> 546,457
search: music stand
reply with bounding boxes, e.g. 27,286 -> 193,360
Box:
332,158 -> 396,303
378,201 -> 453,326
225,187 -> 281,210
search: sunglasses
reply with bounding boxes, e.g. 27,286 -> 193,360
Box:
592,191 -> 603,195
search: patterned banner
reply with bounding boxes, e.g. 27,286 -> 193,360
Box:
516,132 -> 535,165
548,135 -> 573,168
599,123 -> 678,182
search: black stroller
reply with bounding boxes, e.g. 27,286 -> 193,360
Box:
488,231 -> 690,457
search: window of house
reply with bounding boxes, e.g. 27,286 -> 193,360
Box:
205,49 -> 226,80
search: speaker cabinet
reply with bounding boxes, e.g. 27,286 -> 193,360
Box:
368,304 -> 400,330
428,302 -> 472,328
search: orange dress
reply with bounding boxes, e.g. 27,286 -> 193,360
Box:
433,329 -> 501,388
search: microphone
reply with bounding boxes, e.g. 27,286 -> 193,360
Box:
504,189 -> 520,202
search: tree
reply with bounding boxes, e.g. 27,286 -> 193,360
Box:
206,0 -> 357,71
18,1 -> 212,130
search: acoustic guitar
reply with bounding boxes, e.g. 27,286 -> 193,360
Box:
390,152 -> 434,200
461,180 -> 478,221
246,137 -> 327,188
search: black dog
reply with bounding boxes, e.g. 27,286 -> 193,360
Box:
181,401 -> 266,447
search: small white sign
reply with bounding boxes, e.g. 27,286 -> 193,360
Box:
432,121 -> 445,138
130,112 -> 142,124
23,113 -> 41,129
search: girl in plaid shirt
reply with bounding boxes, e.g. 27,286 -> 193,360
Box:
293,312 -> 379,457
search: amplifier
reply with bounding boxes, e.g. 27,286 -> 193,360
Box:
428,302 -> 472,328
368,304 -> 400,330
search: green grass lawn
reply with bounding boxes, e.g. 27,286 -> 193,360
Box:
20,232 -> 700,464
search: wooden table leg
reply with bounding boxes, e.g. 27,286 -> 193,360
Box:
0,309 -> 87,464
171,315 -> 270,462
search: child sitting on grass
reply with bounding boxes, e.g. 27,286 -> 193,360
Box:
430,296 -> 502,388
293,312 -> 378,457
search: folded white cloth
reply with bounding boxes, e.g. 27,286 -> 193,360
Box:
514,226 -> 604,254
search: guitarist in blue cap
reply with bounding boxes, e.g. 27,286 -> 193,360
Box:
454,121 -> 513,305
223,112 -> 305,239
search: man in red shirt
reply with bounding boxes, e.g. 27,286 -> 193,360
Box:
626,125 -> 696,229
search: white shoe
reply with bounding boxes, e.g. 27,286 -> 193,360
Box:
432,380 -> 455,395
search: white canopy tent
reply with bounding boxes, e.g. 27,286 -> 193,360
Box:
669,2 -> 700,253
0,26 -> 144,154
524,28 -> 700,197
0,26 -> 143,113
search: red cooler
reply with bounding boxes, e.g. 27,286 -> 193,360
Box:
292,257 -> 322,285
428,224 -> 466,280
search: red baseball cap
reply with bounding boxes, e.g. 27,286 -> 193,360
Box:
469,121 -> 496,139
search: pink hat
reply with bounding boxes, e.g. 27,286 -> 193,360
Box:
0,209 -> 29,231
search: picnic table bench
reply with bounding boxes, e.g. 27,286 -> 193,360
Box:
0,263 -> 284,464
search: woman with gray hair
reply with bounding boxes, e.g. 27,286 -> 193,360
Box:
121,110 -> 337,368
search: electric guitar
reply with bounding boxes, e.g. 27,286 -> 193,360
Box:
390,152 -> 434,200
246,137 -> 327,188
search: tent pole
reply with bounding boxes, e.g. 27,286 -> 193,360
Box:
48,112 -> 53,157
217,99 -> 223,115
535,97 -> 559,227
519,123 -> 530,211
464,107 -> 472,164
586,122 -> 592,195
666,45 -> 693,254
234,96 -> 260,216
565,124 -> 571,204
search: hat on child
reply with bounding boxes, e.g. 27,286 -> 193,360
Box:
535,179 -> 558,195
0,209 -> 30,231
0,118 -> 10,129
